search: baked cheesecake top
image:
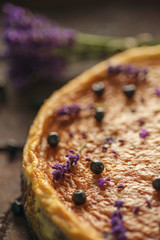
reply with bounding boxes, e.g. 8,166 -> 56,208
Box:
35,61 -> 160,240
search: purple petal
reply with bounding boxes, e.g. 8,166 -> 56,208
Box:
155,87 -> 160,97
69,149 -> 75,154
139,128 -> 149,138
117,184 -> 124,189
133,206 -> 140,214
111,210 -> 123,219
114,200 -> 124,209
146,200 -> 151,208
98,178 -> 105,187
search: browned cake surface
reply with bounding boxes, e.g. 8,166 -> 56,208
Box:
34,64 -> 160,239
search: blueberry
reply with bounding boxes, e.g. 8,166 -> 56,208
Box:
123,84 -> 136,99
48,132 -> 60,147
11,199 -> 23,216
152,177 -> 160,190
90,160 -> 104,174
94,107 -> 105,122
92,81 -> 105,96
72,190 -> 86,205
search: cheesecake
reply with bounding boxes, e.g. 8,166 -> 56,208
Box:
22,45 -> 160,240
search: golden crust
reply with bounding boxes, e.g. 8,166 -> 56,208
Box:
23,45 -> 160,240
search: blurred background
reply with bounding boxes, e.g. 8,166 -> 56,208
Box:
0,0 -> 160,239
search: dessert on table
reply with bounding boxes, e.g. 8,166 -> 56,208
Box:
23,45 -> 160,240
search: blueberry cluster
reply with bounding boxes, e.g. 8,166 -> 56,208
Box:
3,3 -> 76,89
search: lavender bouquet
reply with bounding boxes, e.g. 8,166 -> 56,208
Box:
3,3 -> 76,89
2,3 -> 158,89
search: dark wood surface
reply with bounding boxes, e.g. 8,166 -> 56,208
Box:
1,1 -> 160,239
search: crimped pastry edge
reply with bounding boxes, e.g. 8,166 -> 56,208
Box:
23,45 -> 160,240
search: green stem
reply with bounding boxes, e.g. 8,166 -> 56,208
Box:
76,32 -> 157,50
66,32 -> 160,60
76,32 -> 113,47
77,142 -> 87,153
5,32 -> 160,64
120,189 -> 125,199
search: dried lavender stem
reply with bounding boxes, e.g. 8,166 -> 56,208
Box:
76,142 -> 87,153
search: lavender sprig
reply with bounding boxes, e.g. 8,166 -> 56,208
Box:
114,200 -> 124,209
3,3 -> 76,89
3,4 -> 156,90
110,189 -> 127,240
52,142 -> 87,182
111,207 -> 127,240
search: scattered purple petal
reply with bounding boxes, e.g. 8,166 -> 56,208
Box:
68,132 -> 73,137
85,157 -> 92,162
106,177 -> 111,181
155,88 -> 160,97
112,150 -> 118,154
82,132 -> 87,138
98,177 -> 110,187
114,200 -> 124,209
131,107 -> 136,113
139,128 -> 149,138
118,139 -> 125,143
69,149 -> 75,154
102,145 -> 108,151
105,137 -> 114,145
138,119 -> 145,126
108,64 -> 148,81
146,200 -> 151,208
117,184 -> 125,189
87,103 -> 95,110
58,104 -> 81,116
133,206 -> 140,214
140,97 -> 145,103
98,178 -> 105,187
